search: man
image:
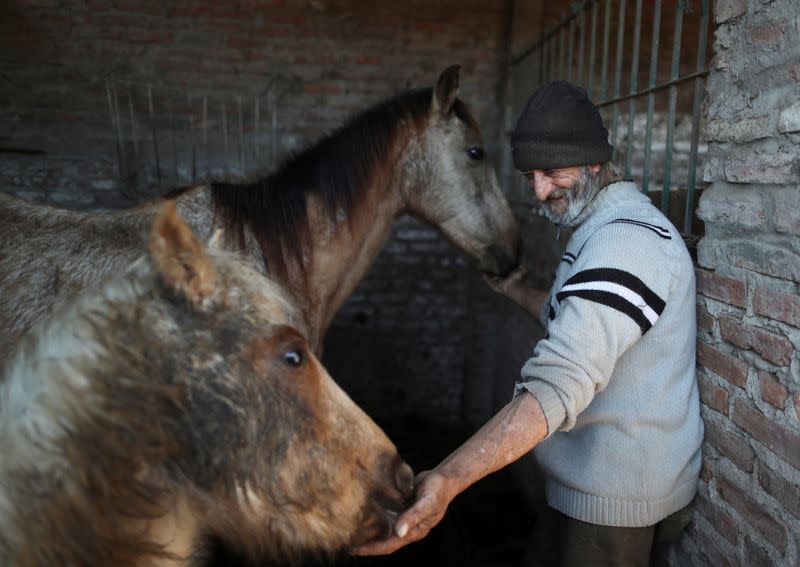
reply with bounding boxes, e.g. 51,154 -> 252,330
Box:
353,81 -> 703,566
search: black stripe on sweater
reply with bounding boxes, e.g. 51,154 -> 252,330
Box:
555,289 -> 653,334
561,268 -> 666,316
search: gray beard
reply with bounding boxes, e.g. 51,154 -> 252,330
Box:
540,167 -> 605,227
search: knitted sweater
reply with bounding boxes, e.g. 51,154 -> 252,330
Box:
514,180 -> 703,528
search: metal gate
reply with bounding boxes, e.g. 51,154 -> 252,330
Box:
505,0 -> 713,239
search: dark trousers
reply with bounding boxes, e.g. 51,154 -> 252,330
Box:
522,503 -> 693,567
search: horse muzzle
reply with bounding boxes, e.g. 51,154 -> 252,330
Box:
482,239 -> 522,278
349,454 -> 415,547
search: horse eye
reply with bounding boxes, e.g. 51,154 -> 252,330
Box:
466,146 -> 484,161
282,350 -> 303,367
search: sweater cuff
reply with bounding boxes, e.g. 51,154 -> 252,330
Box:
513,379 -> 567,439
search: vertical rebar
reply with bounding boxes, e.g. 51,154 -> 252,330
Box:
642,0 -> 662,195
684,0 -> 709,234
610,0 -> 626,156
662,0 -> 685,214
588,0 -> 599,98
577,10 -> 586,88
624,0 -> 643,177
148,85 -> 161,188
599,0 -> 612,103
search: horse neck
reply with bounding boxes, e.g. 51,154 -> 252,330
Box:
296,139 -> 416,352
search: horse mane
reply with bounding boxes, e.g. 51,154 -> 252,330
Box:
204,87 -> 478,284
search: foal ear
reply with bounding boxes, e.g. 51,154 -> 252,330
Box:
149,201 -> 218,306
432,64 -> 460,117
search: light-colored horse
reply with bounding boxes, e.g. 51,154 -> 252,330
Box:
0,65 -> 519,364
0,203 -> 414,566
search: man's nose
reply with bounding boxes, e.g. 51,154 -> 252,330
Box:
529,171 -> 554,202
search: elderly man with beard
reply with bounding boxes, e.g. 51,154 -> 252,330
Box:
353,81 -> 703,567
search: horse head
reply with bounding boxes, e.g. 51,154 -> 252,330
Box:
0,202 -> 414,565
404,65 -> 520,278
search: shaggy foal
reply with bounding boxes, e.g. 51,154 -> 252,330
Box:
0,203 -> 414,567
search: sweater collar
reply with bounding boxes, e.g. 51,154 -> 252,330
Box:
570,180 -> 648,240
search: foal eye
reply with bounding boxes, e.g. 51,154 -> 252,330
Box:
282,350 -> 303,367
466,146 -> 484,161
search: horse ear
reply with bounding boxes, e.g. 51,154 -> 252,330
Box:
432,64 -> 460,117
149,201 -> 218,306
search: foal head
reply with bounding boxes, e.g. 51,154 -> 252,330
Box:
0,203 -> 413,566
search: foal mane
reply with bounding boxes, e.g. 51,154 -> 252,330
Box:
204,87 -> 477,284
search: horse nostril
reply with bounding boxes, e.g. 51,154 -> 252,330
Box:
394,461 -> 415,500
487,244 -> 517,278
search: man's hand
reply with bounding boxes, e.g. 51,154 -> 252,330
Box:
350,470 -> 452,556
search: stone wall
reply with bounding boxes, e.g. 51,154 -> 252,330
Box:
677,0 -> 800,565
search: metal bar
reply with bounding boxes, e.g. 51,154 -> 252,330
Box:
596,70 -> 707,107
221,102 -> 228,161
642,0 -> 662,194
588,0 -> 599,97
610,0 -> 626,157
148,85 -> 161,188
201,96 -> 208,169
624,0 -> 643,177
128,91 -> 139,181
599,0 -> 612,102
237,95 -> 244,170
559,22 -> 566,78
550,32 -> 558,81
188,92 -> 196,184
577,10 -> 586,87
511,0 -> 595,66
254,96 -> 260,164
662,0 -> 685,214
271,95 -> 278,168
567,18 -> 575,82
684,0 -> 709,234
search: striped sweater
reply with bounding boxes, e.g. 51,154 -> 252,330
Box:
515,180 -> 703,528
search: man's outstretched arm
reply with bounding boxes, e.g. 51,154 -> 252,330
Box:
351,391 -> 548,556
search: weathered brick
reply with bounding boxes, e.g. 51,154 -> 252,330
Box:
697,302 -> 716,333
722,150 -> 800,185
743,536 -> 773,567
719,315 -> 795,366
715,0 -> 747,23
778,100 -> 800,133
705,117 -> 772,142
704,417 -> 755,473
697,341 -> 749,388
695,269 -> 746,307
754,287 -> 800,327
717,476 -> 787,552
732,399 -> 800,470
726,241 -> 800,283
700,456 -> 713,482
758,465 -> 800,522
694,184 -> 768,228
686,523 -> 734,567
695,492 -> 739,544
698,372 -> 729,415
757,371 -> 788,409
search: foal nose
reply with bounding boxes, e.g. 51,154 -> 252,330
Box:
394,460 -> 415,501
377,453 -> 415,508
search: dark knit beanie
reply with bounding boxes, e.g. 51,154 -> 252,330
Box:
511,81 -> 613,171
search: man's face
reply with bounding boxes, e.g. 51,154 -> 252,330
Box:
523,164 -> 601,225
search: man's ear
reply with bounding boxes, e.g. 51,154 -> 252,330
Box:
588,163 -> 602,174
149,201 -> 218,306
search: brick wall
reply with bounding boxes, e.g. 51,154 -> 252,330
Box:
0,0 -> 510,209
676,1 -> 800,565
